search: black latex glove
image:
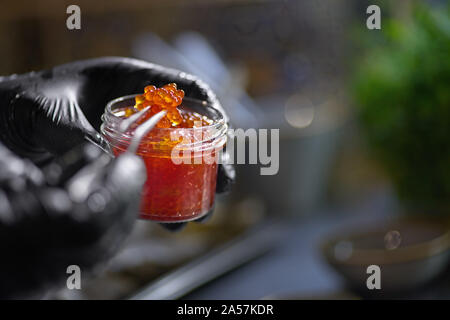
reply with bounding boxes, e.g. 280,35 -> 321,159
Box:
0,57 -> 234,218
0,141 -> 146,298
0,57 -> 235,297
0,57 -> 234,187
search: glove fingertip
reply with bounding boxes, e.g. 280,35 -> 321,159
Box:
159,222 -> 187,232
216,163 -> 235,193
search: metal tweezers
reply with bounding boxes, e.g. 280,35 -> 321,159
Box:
119,107 -> 167,153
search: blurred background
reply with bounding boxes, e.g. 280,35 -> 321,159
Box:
1,0 -> 449,299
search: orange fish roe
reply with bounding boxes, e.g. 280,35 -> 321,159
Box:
123,83 -> 212,129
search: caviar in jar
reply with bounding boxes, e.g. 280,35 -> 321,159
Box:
101,84 -> 227,222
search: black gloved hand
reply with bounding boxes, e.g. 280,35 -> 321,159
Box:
0,57 -> 234,190
0,57 -> 234,223
0,141 -> 146,298
0,57 -> 234,297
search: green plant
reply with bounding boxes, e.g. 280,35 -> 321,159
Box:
352,2 -> 450,213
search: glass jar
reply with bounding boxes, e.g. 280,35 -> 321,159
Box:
101,94 -> 228,222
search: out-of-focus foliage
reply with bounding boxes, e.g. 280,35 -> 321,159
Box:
353,2 -> 450,213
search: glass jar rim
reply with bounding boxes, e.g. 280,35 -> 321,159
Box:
101,94 -> 228,153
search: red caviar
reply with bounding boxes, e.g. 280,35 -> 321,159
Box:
105,84 -> 225,222
124,83 -> 212,128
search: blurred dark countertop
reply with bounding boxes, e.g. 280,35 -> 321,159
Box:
184,191 -> 450,300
